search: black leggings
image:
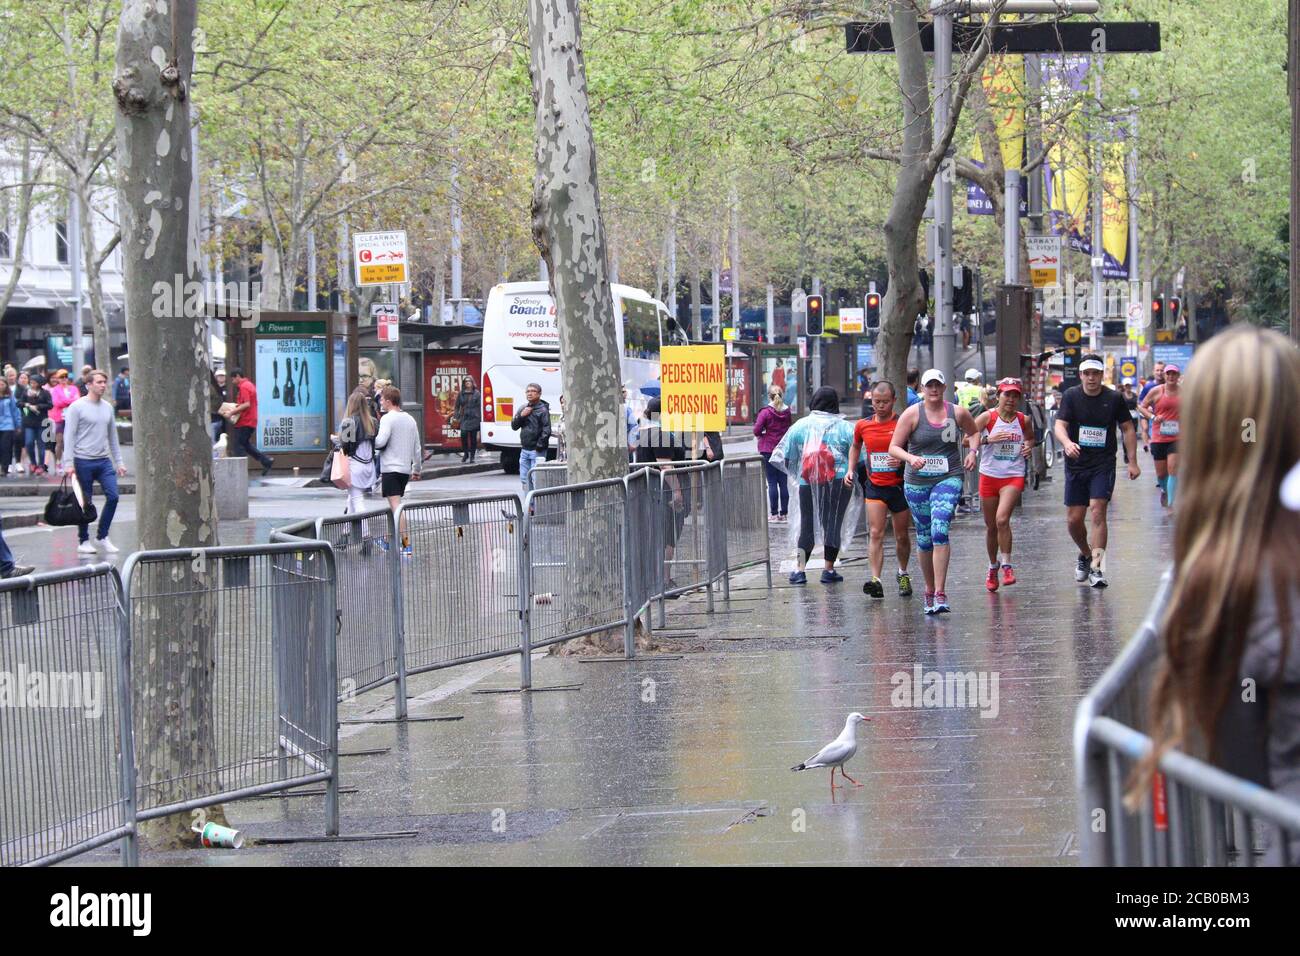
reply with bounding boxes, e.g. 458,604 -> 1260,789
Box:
462,427 -> 479,459
798,481 -> 852,564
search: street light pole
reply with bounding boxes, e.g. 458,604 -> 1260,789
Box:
932,8 -> 955,394
68,187 -> 84,371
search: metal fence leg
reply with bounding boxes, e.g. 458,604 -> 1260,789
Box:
323,548 -> 341,837
519,499 -> 533,690
389,508 -> 408,720
114,568 -> 139,867
622,482 -> 637,660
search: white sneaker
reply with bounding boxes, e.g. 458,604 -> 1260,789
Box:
77,541 -> 97,555
14,464 -> 24,474
96,538 -> 120,554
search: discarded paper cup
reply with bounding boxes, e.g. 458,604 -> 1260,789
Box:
194,821 -> 244,849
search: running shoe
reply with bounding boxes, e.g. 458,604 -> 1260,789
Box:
1001,564 -> 1016,587
896,571 -> 913,597
1075,554 -> 1090,582
863,576 -> 884,599
1159,488 -> 1168,508
933,592 -> 951,613
788,571 -> 807,586
377,538 -> 391,553
1089,566 -> 1108,588
820,569 -> 844,584
923,591 -> 938,615
401,545 -> 413,558
985,567 -> 999,592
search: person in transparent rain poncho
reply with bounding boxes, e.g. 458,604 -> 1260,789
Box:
770,386 -> 861,585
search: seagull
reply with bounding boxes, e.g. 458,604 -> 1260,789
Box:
791,713 -> 872,793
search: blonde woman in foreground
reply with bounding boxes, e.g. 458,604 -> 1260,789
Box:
1130,325 -> 1300,865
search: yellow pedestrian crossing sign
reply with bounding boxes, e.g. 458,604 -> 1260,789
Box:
1063,324 -> 1082,345
1119,357 -> 1138,381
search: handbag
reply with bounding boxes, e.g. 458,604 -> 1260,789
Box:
44,476 -> 97,527
330,449 -> 351,490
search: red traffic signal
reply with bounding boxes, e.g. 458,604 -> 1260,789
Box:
865,292 -> 881,330
1167,295 -> 1181,324
806,294 -> 824,336
1150,296 -> 1164,325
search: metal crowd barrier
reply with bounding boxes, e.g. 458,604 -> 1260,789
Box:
122,543 -> 339,841
521,477 -> 632,682
0,565 -> 136,867
269,458 -> 772,698
2,543 -> 339,867
720,455 -> 772,584
397,494 -> 525,678
310,509 -> 406,715
1075,570 -> 1300,866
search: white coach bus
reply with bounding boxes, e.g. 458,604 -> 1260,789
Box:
479,281 -> 688,473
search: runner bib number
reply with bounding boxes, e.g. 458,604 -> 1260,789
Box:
992,442 -> 1021,462
869,452 -> 899,473
917,455 -> 949,476
1078,425 -> 1107,448
1159,420 -> 1179,437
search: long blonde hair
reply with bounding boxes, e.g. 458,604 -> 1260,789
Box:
768,386 -> 786,412
1129,325 -> 1300,804
345,387 -> 376,439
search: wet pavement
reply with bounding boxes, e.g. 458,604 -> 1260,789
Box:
69,446 -> 1173,866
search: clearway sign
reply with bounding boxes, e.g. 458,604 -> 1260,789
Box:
1026,236 -> 1061,290
354,230 -> 409,286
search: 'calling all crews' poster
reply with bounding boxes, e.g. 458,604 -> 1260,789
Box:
425,351 -> 481,450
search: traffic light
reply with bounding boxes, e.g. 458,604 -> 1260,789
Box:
1150,294 -> 1164,328
865,292 -> 881,330
806,294 -> 824,336
1167,295 -> 1181,328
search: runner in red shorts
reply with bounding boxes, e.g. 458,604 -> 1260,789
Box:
969,378 -> 1034,591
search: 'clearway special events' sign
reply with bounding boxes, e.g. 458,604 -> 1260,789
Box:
660,345 -> 726,432
353,230 -> 409,286
1026,236 -> 1061,289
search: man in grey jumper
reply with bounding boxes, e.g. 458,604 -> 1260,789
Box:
373,385 -> 421,555
61,369 -> 127,555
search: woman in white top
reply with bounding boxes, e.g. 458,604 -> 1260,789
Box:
968,377 -> 1034,592
336,388 -> 378,517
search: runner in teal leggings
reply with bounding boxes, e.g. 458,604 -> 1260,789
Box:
889,369 -> 979,614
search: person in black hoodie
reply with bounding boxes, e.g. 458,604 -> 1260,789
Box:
510,382 -> 551,493
20,374 -> 51,475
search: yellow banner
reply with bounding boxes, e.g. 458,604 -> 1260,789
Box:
1102,141 -> 1128,268
1047,114 -> 1090,236
660,345 -> 726,432
971,55 -> 1026,172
